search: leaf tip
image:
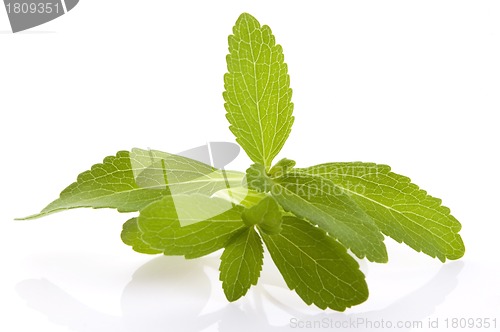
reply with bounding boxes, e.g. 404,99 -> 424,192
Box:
236,12 -> 258,24
14,212 -> 46,221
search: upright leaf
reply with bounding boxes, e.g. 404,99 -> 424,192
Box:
261,216 -> 368,311
224,13 -> 294,169
271,173 -> 388,262
220,227 -> 264,301
137,195 -> 246,259
297,163 -> 465,261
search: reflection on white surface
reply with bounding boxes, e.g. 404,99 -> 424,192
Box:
16,256 -> 463,332
261,262 -> 464,332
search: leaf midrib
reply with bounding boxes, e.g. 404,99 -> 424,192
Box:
246,18 -> 268,168
276,183 -> 378,248
265,229 -> 361,301
302,172 -> 453,248
232,228 -> 256,298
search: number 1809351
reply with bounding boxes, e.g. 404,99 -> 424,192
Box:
6,2 -> 61,14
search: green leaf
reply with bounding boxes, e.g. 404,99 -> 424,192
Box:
269,158 -> 296,178
121,218 -> 162,254
242,196 -> 282,234
271,173 -> 388,263
297,163 -> 465,261
18,151 -> 170,220
261,216 -> 368,311
224,13 -> 294,169
136,195 -> 246,259
129,148 -> 244,195
220,227 -> 264,301
19,149 -> 244,220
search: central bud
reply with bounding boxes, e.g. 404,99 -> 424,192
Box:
245,164 -> 274,193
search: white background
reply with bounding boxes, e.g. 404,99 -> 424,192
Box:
1,1 -> 500,331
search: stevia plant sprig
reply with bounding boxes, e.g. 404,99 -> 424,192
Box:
19,13 -> 464,311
